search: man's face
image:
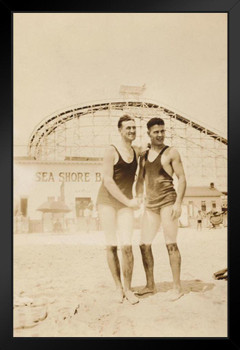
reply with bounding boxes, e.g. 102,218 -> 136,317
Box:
148,124 -> 165,146
119,120 -> 136,141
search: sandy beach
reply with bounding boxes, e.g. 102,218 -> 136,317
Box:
13,226 -> 228,338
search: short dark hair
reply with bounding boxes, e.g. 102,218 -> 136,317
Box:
118,114 -> 135,129
146,117 -> 165,130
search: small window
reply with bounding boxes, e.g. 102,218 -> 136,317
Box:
212,201 -> 216,209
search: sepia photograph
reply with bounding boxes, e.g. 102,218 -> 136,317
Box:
13,12 -> 228,337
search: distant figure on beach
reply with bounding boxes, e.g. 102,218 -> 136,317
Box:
92,205 -> 100,231
136,117 -> 187,301
208,210 -> 223,229
15,210 -> 23,234
96,115 -> 141,305
54,218 -> 63,233
84,204 -> 92,233
196,210 -> 203,231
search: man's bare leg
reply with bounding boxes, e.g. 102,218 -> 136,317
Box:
117,207 -> 139,305
98,204 -> 124,303
166,243 -> 183,300
121,245 -> 139,304
161,205 -> 183,301
136,210 -> 160,295
106,246 -> 124,303
136,244 -> 156,295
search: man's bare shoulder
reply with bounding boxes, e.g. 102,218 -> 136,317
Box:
132,145 -> 140,156
139,148 -> 150,160
133,145 -> 147,158
167,146 -> 180,158
103,145 -> 116,158
130,145 -> 144,159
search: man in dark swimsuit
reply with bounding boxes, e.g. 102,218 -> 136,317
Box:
136,117 -> 187,301
196,210 -> 203,231
96,115 -> 140,305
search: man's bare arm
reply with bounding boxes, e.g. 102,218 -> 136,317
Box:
170,148 -> 187,219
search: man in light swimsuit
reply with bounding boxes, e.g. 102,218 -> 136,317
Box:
136,117 -> 187,301
96,115 -> 140,305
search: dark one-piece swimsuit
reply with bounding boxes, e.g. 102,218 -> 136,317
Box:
96,145 -> 138,211
143,145 -> 177,215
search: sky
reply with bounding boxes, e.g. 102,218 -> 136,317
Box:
13,13 -> 227,147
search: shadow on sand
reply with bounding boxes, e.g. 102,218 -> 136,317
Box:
132,279 -> 216,299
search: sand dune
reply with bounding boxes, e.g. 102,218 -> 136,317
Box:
13,227 -> 227,337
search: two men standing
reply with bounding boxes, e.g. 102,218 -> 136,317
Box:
97,115 -> 187,304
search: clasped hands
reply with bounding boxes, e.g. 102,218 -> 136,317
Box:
128,195 -> 144,209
